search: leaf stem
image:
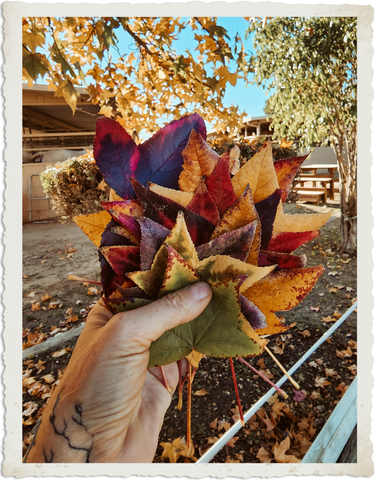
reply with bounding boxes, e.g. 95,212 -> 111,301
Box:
264,346 -> 300,390
229,357 -> 245,425
68,275 -> 102,285
237,357 -> 288,399
177,360 -> 186,410
159,365 -> 173,394
187,364 -> 192,449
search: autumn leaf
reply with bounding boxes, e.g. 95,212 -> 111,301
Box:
273,436 -> 300,463
95,114 -> 206,199
74,210 -> 111,247
273,154 -> 308,202
321,315 -> 336,323
257,446 -> 272,463
314,377 -> 331,388
149,183 -> 194,207
292,390 -> 307,402
205,152 -> 237,216
193,388 -> 209,396
31,302 -> 41,312
179,128 -> 219,193
273,202 -> 331,234
187,178 -> 220,224
51,347 -> 72,358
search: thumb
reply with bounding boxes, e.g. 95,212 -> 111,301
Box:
111,282 -> 212,350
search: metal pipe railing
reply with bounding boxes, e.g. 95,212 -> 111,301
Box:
196,301 -> 357,463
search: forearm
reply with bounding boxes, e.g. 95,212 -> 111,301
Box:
23,393 -> 94,463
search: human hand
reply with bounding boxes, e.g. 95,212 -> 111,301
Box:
23,282 -> 212,463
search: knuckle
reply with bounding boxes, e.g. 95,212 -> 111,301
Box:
158,290 -> 188,317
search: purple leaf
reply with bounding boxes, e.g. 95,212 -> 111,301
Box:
292,389 -> 307,402
255,189 -> 282,250
114,284 -> 151,299
108,210 -> 141,244
240,295 -> 268,330
206,152 -> 237,216
136,113 -> 206,188
94,117 -> 139,199
94,114 -> 206,199
187,178 -> 220,225
136,217 -> 171,270
197,221 -> 257,261
131,179 -> 214,246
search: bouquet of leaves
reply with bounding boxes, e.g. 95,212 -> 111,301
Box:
74,113 -> 330,449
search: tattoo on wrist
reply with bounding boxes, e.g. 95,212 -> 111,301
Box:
23,395 -> 94,463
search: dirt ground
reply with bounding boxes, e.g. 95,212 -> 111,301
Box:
22,202 -> 357,463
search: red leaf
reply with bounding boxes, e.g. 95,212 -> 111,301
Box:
100,245 -> 140,277
187,178 -> 220,225
197,221 -> 257,262
94,114 -> 206,199
137,217 -> 171,270
274,155 -> 309,202
108,210 -> 141,245
131,179 -> 214,246
260,250 -> 307,269
206,152 -> 237,216
268,230 -> 320,253
255,189 -> 282,250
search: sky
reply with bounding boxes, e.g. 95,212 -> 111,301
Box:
111,17 -> 270,122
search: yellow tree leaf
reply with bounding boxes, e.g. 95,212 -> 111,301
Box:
179,129 -> 219,193
73,211 -> 111,247
243,266 -> 324,335
149,183 -> 194,207
273,202 -> 332,234
109,189 -> 123,201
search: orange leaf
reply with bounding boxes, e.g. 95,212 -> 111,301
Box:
257,446 -> 272,463
41,294 -> 51,302
31,302 -> 41,312
51,347 -> 72,358
272,436 -> 300,463
244,266 -> 324,335
73,211 -> 111,247
226,436 -> 239,447
321,315 -> 336,323
193,388 -> 209,396
179,129 -> 219,193
314,377 -> 331,388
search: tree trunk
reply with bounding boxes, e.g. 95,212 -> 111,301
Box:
332,129 -> 357,255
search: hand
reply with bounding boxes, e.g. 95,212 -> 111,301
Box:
23,282 -> 212,463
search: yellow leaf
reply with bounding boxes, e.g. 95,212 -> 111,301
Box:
55,79 -> 78,114
109,189 -> 123,201
244,266 -> 324,335
99,105 -> 113,118
231,141 -> 272,199
149,183 -> 194,207
73,211 -> 111,247
179,129 -> 219,193
273,202 -> 332,234
165,212 -> 199,268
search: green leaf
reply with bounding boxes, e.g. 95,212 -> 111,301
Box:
148,277 -> 263,367
22,48 -> 49,80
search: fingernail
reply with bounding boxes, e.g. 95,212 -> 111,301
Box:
187,282 -> 212,301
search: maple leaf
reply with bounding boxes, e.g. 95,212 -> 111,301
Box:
257,446 -> 272,463
95,113 -> 206,199
205,152 -> 237,215
272,436 -> 301,463
179,129 -> 219,193
243,266 -> 324,335
187,178 -> 220,224
314,377 -> 331,388
273,154 -> 308,202
268,230 -> 320,253
74,210 -> 112,247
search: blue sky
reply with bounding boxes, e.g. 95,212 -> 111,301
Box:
110,17 -> 270,121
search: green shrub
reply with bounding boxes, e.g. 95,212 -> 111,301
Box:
40,152 -> 110,218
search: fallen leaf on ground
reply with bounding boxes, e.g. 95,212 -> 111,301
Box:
41,294 -> 51,302
272,436 -> 300,463
42,374 -> 55,384
332,309 -> 341,319
321,315 -> 335,323
26,291 -> 36,298
256,446 -> 272,463
310,306 -> 320,312
66,307 -> 74,315
31,302 -> 41,312
328,271 -> 338,276
328,287 -> 338,293
299,330 -> 311,337
336,347 -> 353,359
87,287 -> 99,295
51,347 -> 72,358
22,401 -> 39,417
67,314 -> 79,323
336,382 -> 349,397
23,275 -> 29,279
292,390 -> 307,402
347,364 -> 357,375
325,368 -> 338,378
193,388 -> 209,396
315,377 -> 331,389
226,436 -> 239,447
310,391 -> 321,400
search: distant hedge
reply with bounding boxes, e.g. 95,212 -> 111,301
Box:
40,152 -> 110,218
